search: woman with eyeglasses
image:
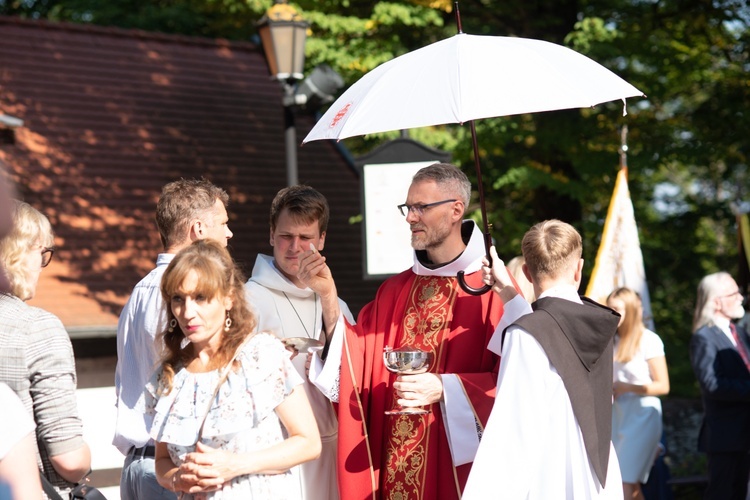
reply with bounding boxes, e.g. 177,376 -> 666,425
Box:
0,200 -> 92,497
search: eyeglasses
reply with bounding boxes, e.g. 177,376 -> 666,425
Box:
41,247 -> 55,268
397,199 -> 457,217
719,290 -> 744,301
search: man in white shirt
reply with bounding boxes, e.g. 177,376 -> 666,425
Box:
245,185 -> 353,500
464,219 -> 623,499
113,178 -> 233,500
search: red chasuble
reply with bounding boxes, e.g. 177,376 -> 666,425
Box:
338,268 -> 504,500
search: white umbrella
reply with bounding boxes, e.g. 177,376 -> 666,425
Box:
303,30 -> 644,294
302,33 -> 643,143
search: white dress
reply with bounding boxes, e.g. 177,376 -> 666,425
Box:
612,329 -> 664,483
146,332 -> 304,499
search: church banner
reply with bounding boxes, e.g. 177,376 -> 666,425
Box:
739,213 -> 750,295
586,167 -> 654,329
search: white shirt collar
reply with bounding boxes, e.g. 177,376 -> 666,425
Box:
411,220 -> 485,277
538,284 -> 583,304
712,316 -> 737,346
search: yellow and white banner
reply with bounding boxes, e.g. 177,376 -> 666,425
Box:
586,167 -> 654,329
740,213 -> 750,271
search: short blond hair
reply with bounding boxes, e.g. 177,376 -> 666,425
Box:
0,200 -> 55,299
522,219 -> 582,282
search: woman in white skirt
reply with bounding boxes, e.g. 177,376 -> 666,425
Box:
607,287 -> 670,500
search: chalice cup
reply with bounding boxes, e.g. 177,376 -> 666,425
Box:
383,346 -> 434,415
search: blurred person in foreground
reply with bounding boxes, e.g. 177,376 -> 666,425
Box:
114,178 -> 233,500
507,255 -> 535,302
146,240 -> 321,498
0,382 -> 43,499
0,200 -> 91,497
463,219 -> 623,499
245,185 -> 354,500
690,271 -> 750,500
0,171 -> 14,292
607,287 -> 670,500
305,163 -> 508,499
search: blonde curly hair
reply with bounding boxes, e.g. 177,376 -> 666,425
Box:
0,200 -> 55,300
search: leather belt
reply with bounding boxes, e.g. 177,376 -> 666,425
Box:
128,445 -> 155,458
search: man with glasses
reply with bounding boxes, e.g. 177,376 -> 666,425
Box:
690,272 -> 750,500
300,163 -> 511,499
113,178 -> 233,500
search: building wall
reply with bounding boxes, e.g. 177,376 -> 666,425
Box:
0,17 -> 384,340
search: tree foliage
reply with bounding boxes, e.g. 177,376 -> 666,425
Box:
2,0 -> 748,396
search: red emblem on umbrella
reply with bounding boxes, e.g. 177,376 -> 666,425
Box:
329,102 -> 352,128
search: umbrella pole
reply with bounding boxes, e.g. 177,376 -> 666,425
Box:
457,120 -> 493,295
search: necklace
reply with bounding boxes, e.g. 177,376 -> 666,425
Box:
283,292 -> 318,338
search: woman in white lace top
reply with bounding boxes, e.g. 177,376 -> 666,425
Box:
146,240 -> 320,499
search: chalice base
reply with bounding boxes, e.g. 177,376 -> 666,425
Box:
385,406 -> 431,415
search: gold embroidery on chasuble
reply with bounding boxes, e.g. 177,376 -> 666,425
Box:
383,276 -> 457,500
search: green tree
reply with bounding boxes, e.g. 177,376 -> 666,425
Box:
2,0 -> 748,397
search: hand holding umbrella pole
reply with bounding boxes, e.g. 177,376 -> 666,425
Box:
457,119 -> 493,295
302,4 -> 644,297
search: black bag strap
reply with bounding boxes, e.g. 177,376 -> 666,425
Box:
39,473 -> 65,500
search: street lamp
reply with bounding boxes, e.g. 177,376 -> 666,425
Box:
257,0 -> 309,186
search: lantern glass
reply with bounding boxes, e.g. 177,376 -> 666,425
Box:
257,2 -> 308,81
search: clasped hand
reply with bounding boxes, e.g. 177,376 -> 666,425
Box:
392,373 -> 443,407
177,442 -> 236,493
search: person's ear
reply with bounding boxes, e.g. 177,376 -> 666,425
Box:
574,258 -> 584,283
317,231 -> 326,251
223,294 -> 234,311
714,296 -> 723,312
269,228 -> 274,247
522,263 -> 533,284
452,200 -> 464,221
190,220 -> 204,241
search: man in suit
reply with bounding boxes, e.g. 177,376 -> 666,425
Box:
690,271 -> 750,500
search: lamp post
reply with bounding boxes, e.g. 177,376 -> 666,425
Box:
257,0 -> 309,187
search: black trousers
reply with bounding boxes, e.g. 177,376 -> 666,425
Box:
704,451 -> 750,500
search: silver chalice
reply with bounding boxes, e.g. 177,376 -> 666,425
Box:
383,346 -> 434,415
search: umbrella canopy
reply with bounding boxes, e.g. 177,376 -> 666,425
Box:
303,32 -> 643,143
303,30 -> 643,294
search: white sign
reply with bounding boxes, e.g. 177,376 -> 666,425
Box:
362,161 -> 435,276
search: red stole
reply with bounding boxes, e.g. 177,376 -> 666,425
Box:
338,270 -> 503,500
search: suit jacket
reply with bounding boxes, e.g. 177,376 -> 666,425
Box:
689,322 -> 750,453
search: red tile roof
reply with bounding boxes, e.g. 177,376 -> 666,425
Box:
0,16 -> 382,333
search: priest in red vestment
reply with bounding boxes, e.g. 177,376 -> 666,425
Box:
300,163 -> 508,500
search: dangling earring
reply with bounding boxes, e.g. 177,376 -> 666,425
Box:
224,313 -> 232,332
168,318 -> 177,332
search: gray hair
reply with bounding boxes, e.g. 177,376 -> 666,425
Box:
693,271 -> 732,332
412,163 -> 471,208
